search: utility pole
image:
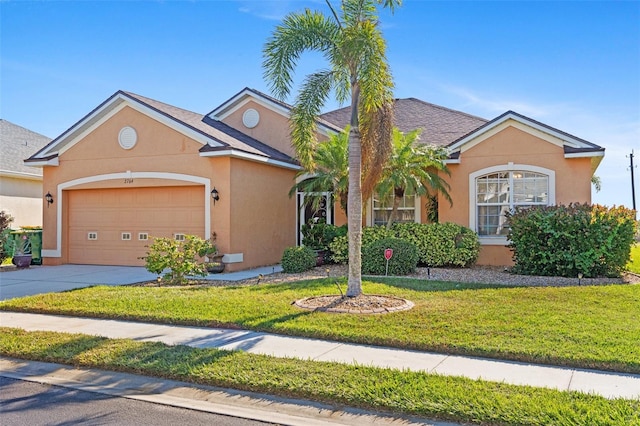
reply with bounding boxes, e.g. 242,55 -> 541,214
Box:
629,151 -> 637,211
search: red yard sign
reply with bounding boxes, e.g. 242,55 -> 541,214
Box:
384,248 -> 393,261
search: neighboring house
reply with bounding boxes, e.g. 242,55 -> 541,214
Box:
26,88 -> 603,269
1,120 -> 51,228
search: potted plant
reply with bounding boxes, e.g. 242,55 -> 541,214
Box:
199,233 -> 225,273
11,233 -> 32,268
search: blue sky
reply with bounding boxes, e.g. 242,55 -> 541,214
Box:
2,0 -> 639,208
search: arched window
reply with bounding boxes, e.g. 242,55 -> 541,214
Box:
470,165 -> 555,241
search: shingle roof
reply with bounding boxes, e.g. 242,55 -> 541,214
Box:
123,92 -> 296,164
321,98 -> 488,146
0,119 -> 51,176
27,91 -> 296,166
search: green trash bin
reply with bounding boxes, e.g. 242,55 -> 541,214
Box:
9,229 -> 42,266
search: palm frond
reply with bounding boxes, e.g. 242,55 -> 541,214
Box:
263,9 -> 339,101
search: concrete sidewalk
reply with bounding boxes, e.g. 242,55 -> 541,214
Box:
2,311 -> 638,400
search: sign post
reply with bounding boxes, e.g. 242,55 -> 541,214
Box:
384,248 -> 393,276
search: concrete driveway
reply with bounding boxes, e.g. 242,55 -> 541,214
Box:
0,264 -> 281,301
0,265 -> 157,301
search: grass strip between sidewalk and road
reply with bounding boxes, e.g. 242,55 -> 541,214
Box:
1,327 -> 638,426
1,278 -> 638,374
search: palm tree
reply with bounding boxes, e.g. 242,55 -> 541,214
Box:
263,0 -> 399,297
376,128 -> 452,229
291,128 -> 349,215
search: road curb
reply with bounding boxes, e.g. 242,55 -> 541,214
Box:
0,357 -> 458,426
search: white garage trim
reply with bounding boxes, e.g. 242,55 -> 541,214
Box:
42,172 -> 211,258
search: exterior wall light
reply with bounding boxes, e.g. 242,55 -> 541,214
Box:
45,192 -> 54,207
211,187 -> 220,205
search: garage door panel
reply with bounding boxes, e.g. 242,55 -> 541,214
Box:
68,186 -> 205,266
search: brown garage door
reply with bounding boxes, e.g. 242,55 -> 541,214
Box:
67,186 -> 205,266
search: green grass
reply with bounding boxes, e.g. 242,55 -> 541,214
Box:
2,278 -> 639,373
1,327 -> 638,426
627,244 -> 640,274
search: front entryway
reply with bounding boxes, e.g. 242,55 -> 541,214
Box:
297,192 -> 333,245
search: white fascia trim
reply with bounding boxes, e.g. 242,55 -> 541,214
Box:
564,151 -> 605,159
23,157 -> 59,167
210,90 -> 291,121
200,149 -> 302,171
0,170 -> 43,180
444,157 -> 461,165
449,112 -> 592,153
468,164 -> 556,242
46,172 -> 211,258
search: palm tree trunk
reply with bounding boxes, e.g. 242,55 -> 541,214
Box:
385,194 -> 402,229
346,83 -> 362,297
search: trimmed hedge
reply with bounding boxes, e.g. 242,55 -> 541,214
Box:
329,226 -> 394,264
329,223 -> 479,268
393,222 -> 479,267
507,203 -> 637,277
281,246 -> 317,273
362,237 -> 419,275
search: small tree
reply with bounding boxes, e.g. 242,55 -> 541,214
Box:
144,235 -> 213,285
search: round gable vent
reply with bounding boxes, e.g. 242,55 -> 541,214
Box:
118,126 -> 138,150
242,108 -> 260,129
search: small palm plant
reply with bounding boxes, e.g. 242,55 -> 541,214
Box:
376,128 -> 452,229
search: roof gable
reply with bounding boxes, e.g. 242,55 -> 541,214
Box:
207,87 -> 341,134
448,110 -> 604,155
26,91 -> 298,170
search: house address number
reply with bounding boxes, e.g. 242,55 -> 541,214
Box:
124,178 -> 134,184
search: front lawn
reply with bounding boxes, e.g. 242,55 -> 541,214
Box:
1,328 -> 638,426
627,244 -> 640,274
2,278 -> 638,373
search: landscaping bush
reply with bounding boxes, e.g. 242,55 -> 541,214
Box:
0,211 -> 14,263
329,223 -> 478,267
329,226 -> 393,264
393,222 -> 480,267
144,235 -> 213,284
507,203 -> 637,277
362,237 -> 419,275
281,246 -> 317,273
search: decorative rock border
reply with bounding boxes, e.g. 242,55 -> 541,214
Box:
293,294 -> 414,314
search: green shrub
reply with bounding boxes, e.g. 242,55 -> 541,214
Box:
362,238 -> 419,275
393,222 -> 479,267
0,211 -> 14,262
144,235 -> 213,284
329,226 -> 393,264
507,204 -> 637,277
329,223 -> 478,267
281,246 -> 317,273
301,220 -> 346,251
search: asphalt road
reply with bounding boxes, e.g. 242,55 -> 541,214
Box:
0,377 -> 278,426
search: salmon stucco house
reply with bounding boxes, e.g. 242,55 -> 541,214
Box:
26,88 -> 604,270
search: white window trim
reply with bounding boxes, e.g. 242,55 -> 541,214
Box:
367,194 -> 421,227
469,164 -> 555,245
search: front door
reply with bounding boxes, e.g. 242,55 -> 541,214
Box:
297,192 -> 333,245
